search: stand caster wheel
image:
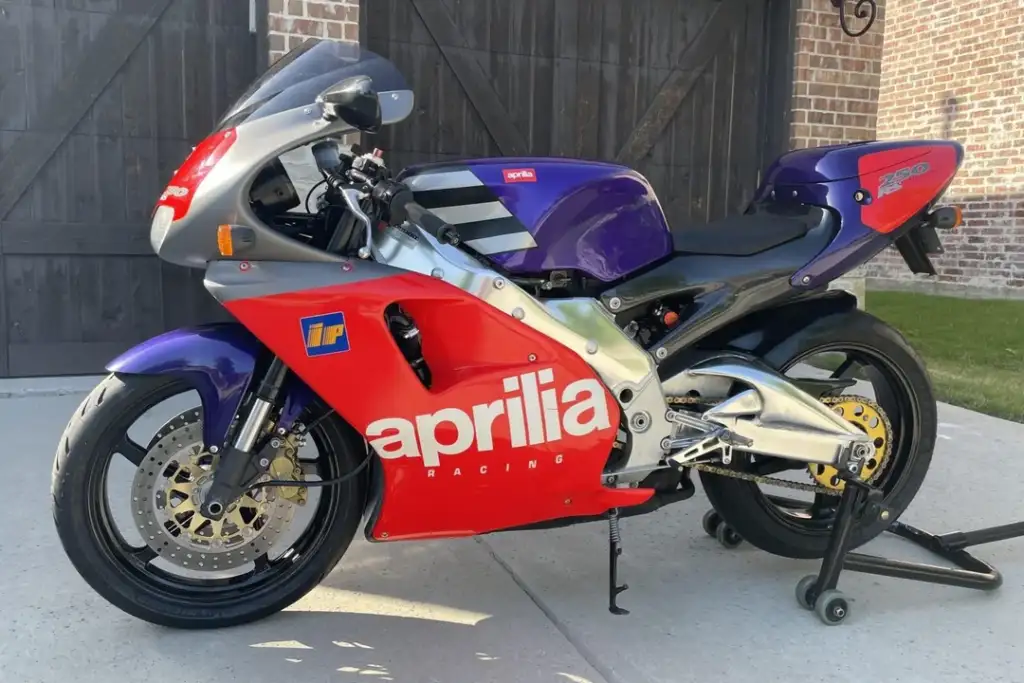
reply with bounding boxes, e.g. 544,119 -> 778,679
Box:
701,509 -> 722,538
795,574 -> 818,610
715,521 -> 743,549
813,589 -> 849,625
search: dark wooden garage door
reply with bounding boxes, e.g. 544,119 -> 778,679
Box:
0,0 -> 264,377
362,0 -> 795,229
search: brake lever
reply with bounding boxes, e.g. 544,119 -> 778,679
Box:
339,187 -> 374,259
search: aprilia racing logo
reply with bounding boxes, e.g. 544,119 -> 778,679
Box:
366,369 -> 611,470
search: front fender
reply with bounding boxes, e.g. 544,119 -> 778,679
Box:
106,322 -> 314,449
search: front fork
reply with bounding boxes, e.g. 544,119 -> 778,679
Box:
200,357 -> 290,519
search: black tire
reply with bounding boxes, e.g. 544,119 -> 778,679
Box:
699,308 -> 937,559
51,372 -> 368,629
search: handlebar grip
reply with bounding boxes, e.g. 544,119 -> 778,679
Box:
372,180 -> 460,245
403,201 -> 460,244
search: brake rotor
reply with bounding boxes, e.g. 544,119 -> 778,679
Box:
808,396 -> 893,491
130,410 -> 295,571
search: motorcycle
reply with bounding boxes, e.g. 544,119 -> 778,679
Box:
51,39 -> 963,629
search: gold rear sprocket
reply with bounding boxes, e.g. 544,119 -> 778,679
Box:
810,397 -> 892,491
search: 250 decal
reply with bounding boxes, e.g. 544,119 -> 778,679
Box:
877,162 -> 931,198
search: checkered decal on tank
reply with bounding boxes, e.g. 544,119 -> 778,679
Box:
402,168 -> 538,255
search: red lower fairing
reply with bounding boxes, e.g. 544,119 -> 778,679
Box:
225,271 -> 653,541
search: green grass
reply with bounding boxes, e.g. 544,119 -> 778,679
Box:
866,290 -> 1024,423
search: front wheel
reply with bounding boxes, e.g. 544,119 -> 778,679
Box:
51,373 -> 368,629
698,308 -> 937,559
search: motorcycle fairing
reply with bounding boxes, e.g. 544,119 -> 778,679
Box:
752,140 -> 964,289
105,323 -> 316,451
208,259 -> 653,541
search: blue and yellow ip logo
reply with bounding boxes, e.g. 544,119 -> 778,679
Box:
300,312 -> 350,357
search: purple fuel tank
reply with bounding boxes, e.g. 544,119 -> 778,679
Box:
396,158 -> 673,282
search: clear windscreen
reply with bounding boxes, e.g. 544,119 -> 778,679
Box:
216,39 -> 411,130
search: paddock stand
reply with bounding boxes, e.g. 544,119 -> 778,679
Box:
703,473 -> 1024,625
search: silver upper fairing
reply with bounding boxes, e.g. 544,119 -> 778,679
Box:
150,39 -> 414,269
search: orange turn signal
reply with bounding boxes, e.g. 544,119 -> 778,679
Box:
217,224 -> 234,256
927,206 -> 962,231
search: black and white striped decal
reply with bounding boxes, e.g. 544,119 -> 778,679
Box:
403,168 -> 538,255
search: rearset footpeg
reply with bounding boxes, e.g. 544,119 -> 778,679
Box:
663,423 -> 752,467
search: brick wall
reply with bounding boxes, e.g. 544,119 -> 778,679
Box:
789,0 -> 886,149
787,0 -> 886,302
268,0 -> 359,63
861,0 -> 1024,296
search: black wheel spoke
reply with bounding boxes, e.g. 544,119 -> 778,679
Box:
117,435 -> 147,467
130,545 -> 158,565
766,494 -> 815,510
253,554 -> 274,574
810,493 -> 838,517
299,461 -> 321,478
751,457 -> 805,477
831,355 -> 861,380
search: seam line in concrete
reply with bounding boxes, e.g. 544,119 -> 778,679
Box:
0,388 -> 93,399
475,537 -> 627,683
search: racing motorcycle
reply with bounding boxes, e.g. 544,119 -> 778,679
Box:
51,39 -> 963,629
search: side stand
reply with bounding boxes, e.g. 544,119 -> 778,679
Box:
608,508 -> 629,615
793,475 -> 1019,625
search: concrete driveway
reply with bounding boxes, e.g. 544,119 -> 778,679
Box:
2,382 -> 1023,683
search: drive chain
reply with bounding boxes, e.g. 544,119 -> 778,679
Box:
665,394 -> 894,497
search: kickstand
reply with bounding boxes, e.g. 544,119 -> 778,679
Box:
608,508 -> 629,615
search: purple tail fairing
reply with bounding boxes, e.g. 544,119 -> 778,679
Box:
397,158 -> 674,282
750,139 -> 964,288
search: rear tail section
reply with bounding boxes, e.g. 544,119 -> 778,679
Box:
855,142 -> 964,277
752,139 -> 965,289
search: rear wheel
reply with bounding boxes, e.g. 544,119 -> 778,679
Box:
51,373 -> 368,629
698,309 -> 937,559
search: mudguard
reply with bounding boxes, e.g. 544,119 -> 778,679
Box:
105,322 -> 314,450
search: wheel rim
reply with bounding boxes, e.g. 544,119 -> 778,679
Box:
86,382 -> 347,604
752,341 -> 923,534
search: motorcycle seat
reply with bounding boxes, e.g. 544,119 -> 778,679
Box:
671,206 -> 829,257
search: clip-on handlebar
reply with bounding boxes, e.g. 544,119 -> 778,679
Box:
333,155 -> 462,260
